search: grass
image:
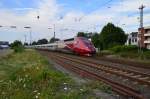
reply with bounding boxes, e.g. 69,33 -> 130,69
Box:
0,49 -> 112,99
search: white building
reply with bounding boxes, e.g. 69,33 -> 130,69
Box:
126,32 -> 138,46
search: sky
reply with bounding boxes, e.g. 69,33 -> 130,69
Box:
0,0 -> 150,43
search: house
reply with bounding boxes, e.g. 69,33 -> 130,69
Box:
126,32 -> 138,46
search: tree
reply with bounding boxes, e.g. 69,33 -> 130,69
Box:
10,40 -> 24,52
32,41 -> 37,45
24,42 -> 28,46
91,33 -> 100,48
77,32 -> 87,37
49,37 -> 60,43
99,23 -> 127,49
37,39 -> 48,44
10,40 -> 22,48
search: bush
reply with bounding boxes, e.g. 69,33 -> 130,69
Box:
10,40 -> 24,53
143,51 -> 150,59
109,45 -> 138,53
13,45 -> 24,53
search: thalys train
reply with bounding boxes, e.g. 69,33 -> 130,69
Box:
31,37 -> 96,56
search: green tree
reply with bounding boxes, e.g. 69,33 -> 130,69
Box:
37,39 -> 48,44
10,40 -> 24,52
91,33 -> 100,48
24,42 -> 29,46
49,37 -> 60,43
32,41 -> 37,45
77,32 -> 87,37
99,23 -> 127,49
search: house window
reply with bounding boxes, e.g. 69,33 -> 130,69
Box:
135,38 -> 137,42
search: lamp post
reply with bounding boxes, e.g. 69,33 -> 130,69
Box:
24,26 -> 32,45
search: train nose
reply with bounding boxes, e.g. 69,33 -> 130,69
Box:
85,46 -> 95,52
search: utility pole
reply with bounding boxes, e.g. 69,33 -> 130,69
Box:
30,29 -> 32,45
139,5 -> 145,28
138,4 -> 145,53
24,35 -> 27,44
54,24 -> 55,39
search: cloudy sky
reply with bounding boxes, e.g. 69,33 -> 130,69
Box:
0,0 -> 150,43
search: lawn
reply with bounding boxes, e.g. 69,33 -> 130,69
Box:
0,49 -> 112,99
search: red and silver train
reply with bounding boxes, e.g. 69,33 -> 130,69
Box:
32,37 -> 96,56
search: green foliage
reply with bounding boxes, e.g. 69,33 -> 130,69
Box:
77,32 -> 88,37
99,23 -> 127,49
77,32 -> 85,37
31,41 -> 37,45
109,45 -> 138,53
10,40 -> 24,53
109,45 -> 150,60
37,38 -> 48,44
49,37 -> 60,43
91,33 -> 101,48
143,51 -> 150,59
0,50 -> 111,98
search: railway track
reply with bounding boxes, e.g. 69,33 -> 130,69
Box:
53,53 -> 150,86
39,51 -> 150,99
94,56 -> 150,70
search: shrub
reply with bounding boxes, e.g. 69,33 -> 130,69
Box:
10,40 -> 24,53
109,45 -> 138,53
13,45 -> 24,53
143,51 -> 150,59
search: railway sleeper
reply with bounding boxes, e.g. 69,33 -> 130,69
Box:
139,77 -> 149,80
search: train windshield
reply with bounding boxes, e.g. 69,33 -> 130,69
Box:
80,37 -> 93,46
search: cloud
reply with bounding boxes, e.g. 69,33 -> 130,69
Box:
0,0 -> 150,43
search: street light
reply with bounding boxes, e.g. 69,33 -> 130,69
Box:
24,26 -> 32,45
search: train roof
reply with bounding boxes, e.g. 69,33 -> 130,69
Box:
34,43 -> 57,47
64,38 -> 74,42
63,37 -> 88,42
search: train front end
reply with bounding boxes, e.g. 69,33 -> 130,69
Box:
74,37 -> 96,56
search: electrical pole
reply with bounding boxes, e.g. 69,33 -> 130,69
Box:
24,35 -> 27,44
139,5 -> 145,28
138,4 -> 145,53
54,24 -> 55,39
30,29 -> 32,45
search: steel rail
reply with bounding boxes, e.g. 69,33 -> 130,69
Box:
58,53 -> 150,77
54,54 -> 150,86
49,54 -> 144,99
